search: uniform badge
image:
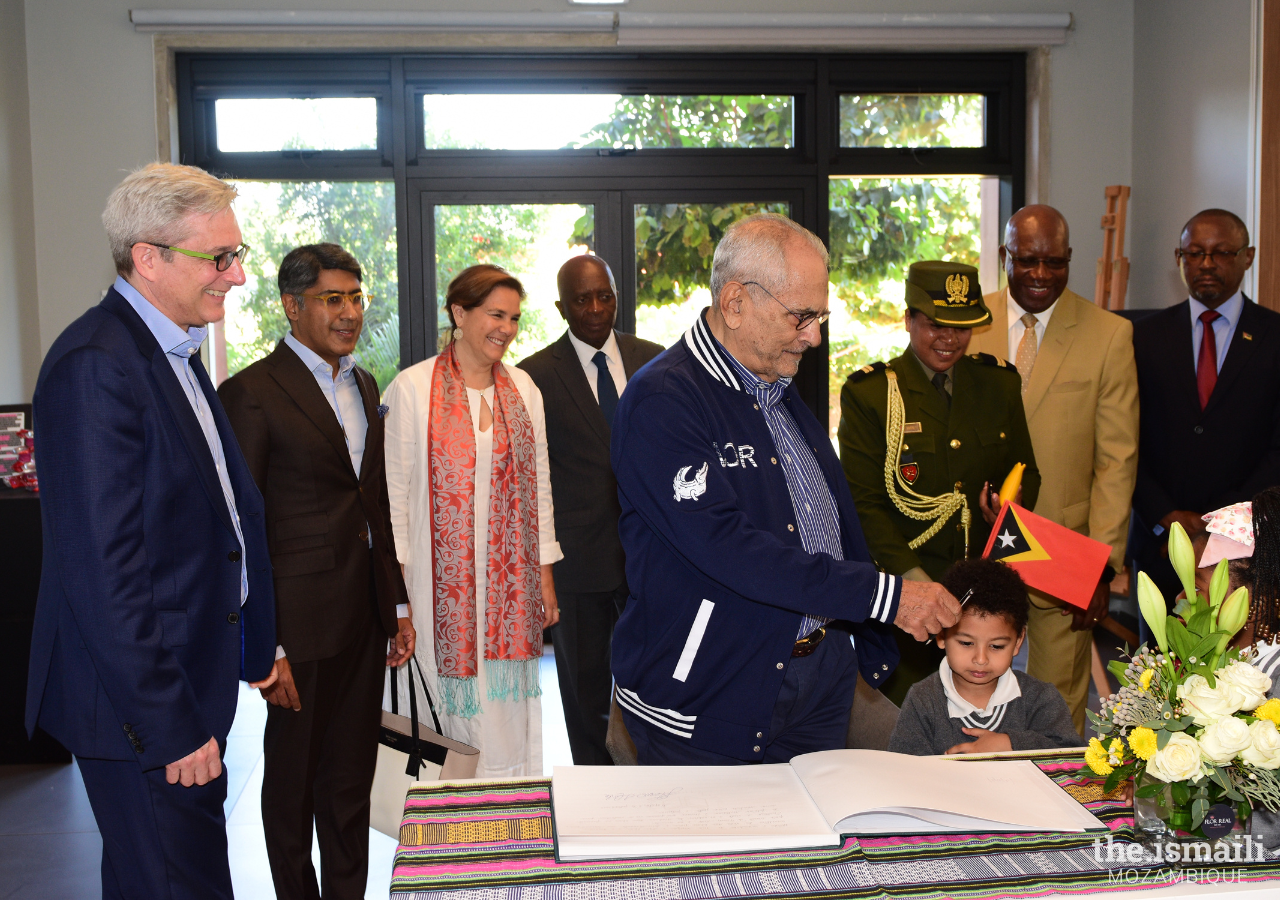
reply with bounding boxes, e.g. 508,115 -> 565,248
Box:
900,462 -> 919,484
902,422 -> 922,434
673,462 -> 709,501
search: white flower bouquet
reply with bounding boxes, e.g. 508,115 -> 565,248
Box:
1086,522 -> 1280,840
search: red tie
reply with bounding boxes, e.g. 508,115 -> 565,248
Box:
1197,309 -> 1221,409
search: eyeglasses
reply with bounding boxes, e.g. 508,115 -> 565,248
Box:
139,242 -> 251,272
1176,247 -> 1248,266
298,290 -> 372,311
741,281 -> 830,331
1007,255 -> 1070,272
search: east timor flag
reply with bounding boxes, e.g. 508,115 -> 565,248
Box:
981,502 -> 1110,610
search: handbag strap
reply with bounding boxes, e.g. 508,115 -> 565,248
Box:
412,657 -> 444,735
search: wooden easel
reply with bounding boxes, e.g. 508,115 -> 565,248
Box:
1095,185 -> 1131,310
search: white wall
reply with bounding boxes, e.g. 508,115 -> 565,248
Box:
0,0 -> 38,403
0,0 -> 1255,401
1128,0 -> 1254,309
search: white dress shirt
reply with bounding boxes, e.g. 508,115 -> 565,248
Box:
1189,291 -> 1244,374
1006,292 -> 1059,364
938,657 -> 1022,719
115,276 -> 247,606
279,333 -> 405,661
567,329 -> 627,401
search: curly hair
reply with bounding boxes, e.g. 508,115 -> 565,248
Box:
1244,486 -> 1280,642
940,558 -> 1029,635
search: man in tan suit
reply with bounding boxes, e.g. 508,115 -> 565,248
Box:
969,205 -> 1138,734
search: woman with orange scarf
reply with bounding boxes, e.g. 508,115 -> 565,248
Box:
384,265 -> 561,777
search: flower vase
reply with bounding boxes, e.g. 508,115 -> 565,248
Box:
1134,771 -> 1252,862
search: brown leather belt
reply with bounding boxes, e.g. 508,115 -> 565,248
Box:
791,626 -> 827,658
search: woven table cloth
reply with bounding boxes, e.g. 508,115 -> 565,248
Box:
389,751 -> 1280,899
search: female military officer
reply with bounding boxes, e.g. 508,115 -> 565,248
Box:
838,261 -> 1040,704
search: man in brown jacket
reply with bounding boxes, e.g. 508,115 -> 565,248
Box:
968,206 -> 1138,735
218,243 -> 414,900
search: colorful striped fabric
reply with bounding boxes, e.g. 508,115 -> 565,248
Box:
390,752 -> 1280,899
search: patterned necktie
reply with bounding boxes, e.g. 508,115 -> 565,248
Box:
1015,312 -> 1039,394
931,371 -> 951,408
593,350 -> 619,427
1197,309 -> 1222,409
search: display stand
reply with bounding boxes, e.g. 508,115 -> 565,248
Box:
1096,184 -> 1132,310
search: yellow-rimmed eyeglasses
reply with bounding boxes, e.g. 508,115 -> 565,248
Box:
297,290 -> 373,311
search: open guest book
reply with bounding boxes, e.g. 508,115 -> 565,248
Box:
551,749 -> 1105,861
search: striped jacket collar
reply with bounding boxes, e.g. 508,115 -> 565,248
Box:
683,307 -> 792,405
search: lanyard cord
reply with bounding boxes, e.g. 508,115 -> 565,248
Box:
882,369 -> 970,556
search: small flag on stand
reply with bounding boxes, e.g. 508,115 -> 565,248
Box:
981,502 -> 1111,610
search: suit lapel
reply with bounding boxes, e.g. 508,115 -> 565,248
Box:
355,367 -> 380,483
1206,298 -> 1263,415
618,331 -> 648,379
1165,301 -> 1203,419
552,331 -> 612,446
1021,291 -> 1079,418
267,343 -> 358,480
892,353 -> 950,427
101,291 -> 237,536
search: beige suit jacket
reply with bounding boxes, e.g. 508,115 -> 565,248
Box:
969,287 -> 1138,570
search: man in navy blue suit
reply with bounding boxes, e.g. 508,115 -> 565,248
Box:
26,163 -> 278,899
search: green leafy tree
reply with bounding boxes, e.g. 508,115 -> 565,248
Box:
574,95 -> 792,150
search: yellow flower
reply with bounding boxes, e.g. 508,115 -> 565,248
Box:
1129,727 -> 1158,761
1255,699 -> 1280,725
1086,737 -> 1114,776
1140,669 -> 1155,692
1109,738 -> 1125,761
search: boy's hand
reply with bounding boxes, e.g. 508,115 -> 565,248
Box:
945,728 -> 1013,755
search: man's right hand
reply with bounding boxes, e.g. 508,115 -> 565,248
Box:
1160,510 -> 1206,537
165,735 -> 222,786
894,580 -> 962,641
260,657 -> 301,711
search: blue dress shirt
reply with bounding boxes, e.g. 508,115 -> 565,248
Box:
114,276 -> 246,605
1189,291 -> 1244,374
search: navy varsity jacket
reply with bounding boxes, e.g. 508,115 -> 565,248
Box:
610,310 -> 902,762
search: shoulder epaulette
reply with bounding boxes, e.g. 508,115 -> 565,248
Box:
846,361 -> 888,384
968,352 -> 1011,369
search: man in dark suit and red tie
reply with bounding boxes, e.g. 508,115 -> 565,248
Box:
26,163 -> 277,899
1131,208 -> 1280,598
518,255 -> 663,764
218,243 -> 415,900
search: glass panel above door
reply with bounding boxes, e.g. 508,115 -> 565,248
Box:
215,98 -> 378,152
632,200 -> 790,347
838,94 -> 985,148
422,94 -> 794,150
433,203 -> 595,359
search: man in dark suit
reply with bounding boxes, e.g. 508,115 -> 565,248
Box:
518,255 -> 663,764
1132,208 -> 1280,598
218,243 -> 414,900
26,162 -> 277,899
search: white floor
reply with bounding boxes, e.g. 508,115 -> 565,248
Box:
225,644 -> 571,898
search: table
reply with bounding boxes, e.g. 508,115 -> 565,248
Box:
389,752 -> 1280,900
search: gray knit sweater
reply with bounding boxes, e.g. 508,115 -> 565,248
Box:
887,669 -> 1084,756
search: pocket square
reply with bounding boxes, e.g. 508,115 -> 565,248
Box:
377,404 -> 390,419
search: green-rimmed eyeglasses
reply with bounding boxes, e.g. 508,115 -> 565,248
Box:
741,280 -> 831,331
297,290 -> 373,312
139,241 -> 251,272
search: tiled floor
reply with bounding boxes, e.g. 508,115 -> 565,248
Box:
0,647 -> 572,899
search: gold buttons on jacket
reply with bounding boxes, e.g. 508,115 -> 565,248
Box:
787,524 -> 795,532
999,432 -> 1006,439
949,438 -> 961,449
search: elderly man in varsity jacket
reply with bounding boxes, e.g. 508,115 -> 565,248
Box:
610,214 -> 961,765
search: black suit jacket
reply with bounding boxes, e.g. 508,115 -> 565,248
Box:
518,329 -> 664,592
1132,297 -> 1280,534
218,341 -> 407,663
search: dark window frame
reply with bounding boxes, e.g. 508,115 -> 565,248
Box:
176,50 -> 1024,420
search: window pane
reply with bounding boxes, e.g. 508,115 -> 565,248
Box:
838,94 -> 984,148
216,98 -> 378,152
423,94 -> 793,150
434,204 -> 594,359
213,181 -> 398,390
633,201 -> 790,347
826,176 -> 983,437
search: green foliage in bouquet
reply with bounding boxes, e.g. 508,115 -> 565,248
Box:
1086,522 -> 1280,830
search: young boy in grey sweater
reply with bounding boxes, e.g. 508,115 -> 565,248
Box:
887,558 -> 1083,755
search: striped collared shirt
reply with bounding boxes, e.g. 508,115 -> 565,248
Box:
686,310 -> 841,639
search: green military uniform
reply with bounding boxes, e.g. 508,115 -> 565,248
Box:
837,261 -> 1041,704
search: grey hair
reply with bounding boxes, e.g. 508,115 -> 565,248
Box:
709,212 -> 829,302
102,163 -> 238,276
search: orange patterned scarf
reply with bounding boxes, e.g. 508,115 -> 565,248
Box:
428,343 -> 542,718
